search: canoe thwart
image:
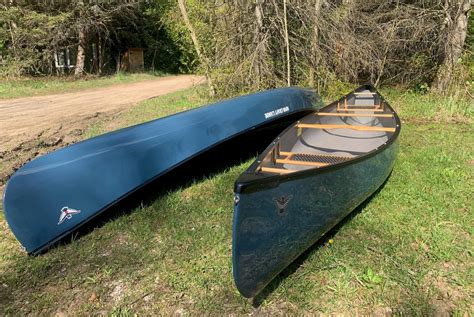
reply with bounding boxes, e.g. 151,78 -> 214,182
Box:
297,123 -> 396,133
338,108 -> 385,112
353,92 -> 376,95
337,102 -> 384,112
346,105 -> 382,109
316,112 -> 393,118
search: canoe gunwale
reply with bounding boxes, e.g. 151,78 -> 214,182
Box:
234,84 -> 401,194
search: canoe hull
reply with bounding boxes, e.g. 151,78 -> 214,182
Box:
4,87 -> 320,254
232,131 -> 399,298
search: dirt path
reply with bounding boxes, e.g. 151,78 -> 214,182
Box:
0,75 -> 204,150
0,74 -> 205,186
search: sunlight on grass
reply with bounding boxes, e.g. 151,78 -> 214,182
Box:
1,86 -> 472,314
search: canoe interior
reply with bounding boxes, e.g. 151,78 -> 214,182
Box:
232,85 -> 401,298
255,88 -> 399,176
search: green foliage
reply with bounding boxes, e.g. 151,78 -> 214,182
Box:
466,12 -> 474,51
361,268 -> 383,288
141,1 -> 197,73
0,6 -> 72,76
0,1 -> 195,77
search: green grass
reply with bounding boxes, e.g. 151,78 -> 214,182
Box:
0,72 -> 169,100
0,86 -> 472,315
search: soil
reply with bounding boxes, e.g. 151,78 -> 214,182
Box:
0,75 -> 205,189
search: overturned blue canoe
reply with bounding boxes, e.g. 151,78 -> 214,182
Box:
4,87 -> 321,254
232,85 -> 401,297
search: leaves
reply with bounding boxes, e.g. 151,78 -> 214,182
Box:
361,267 -> 383,288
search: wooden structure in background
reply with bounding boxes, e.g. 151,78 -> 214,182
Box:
120,48 -> 144,72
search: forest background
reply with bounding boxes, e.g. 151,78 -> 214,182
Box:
0,0 -> 472,97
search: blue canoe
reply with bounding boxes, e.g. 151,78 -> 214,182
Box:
232,85 -> 401,297
3,87 -> 321,254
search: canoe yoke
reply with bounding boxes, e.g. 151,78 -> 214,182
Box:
256,91 -> 399,175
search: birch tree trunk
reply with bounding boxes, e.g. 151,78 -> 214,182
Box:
177,0 -> 215,96
74,0 -> 86,77
74,28 -> 86,76
433,0 -> 471,92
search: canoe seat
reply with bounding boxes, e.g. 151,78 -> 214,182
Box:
268,151 -> 352,170
260,151 -> 352,174
280,152 -> 351,165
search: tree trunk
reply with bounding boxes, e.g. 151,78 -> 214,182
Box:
98,34 -> 103,75
177,0 -> 215,96
74,1 -> 86,77
283,0 -> 291,86
9,21 -> 17,57
309,0 -> 323,88
433,0 -> 471,92
116,52 -> 121,73
254,0 -> 265,88
74,28 -> 86,77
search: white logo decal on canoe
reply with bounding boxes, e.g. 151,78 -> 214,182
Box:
273,195 -> 293,214
264,106 -> 289,119
57,207 -> 81,225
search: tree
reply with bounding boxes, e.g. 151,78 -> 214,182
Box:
283,0 -> 290,86
0,3 -> 72,76
177,0 -> 215,95
74,0 -> 86,76
433,0 -> 471,92
72,1 -> 139,76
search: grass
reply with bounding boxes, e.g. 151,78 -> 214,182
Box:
0,85 -> 472,315
0,72 -> 169,100
84,85 -> 209,137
